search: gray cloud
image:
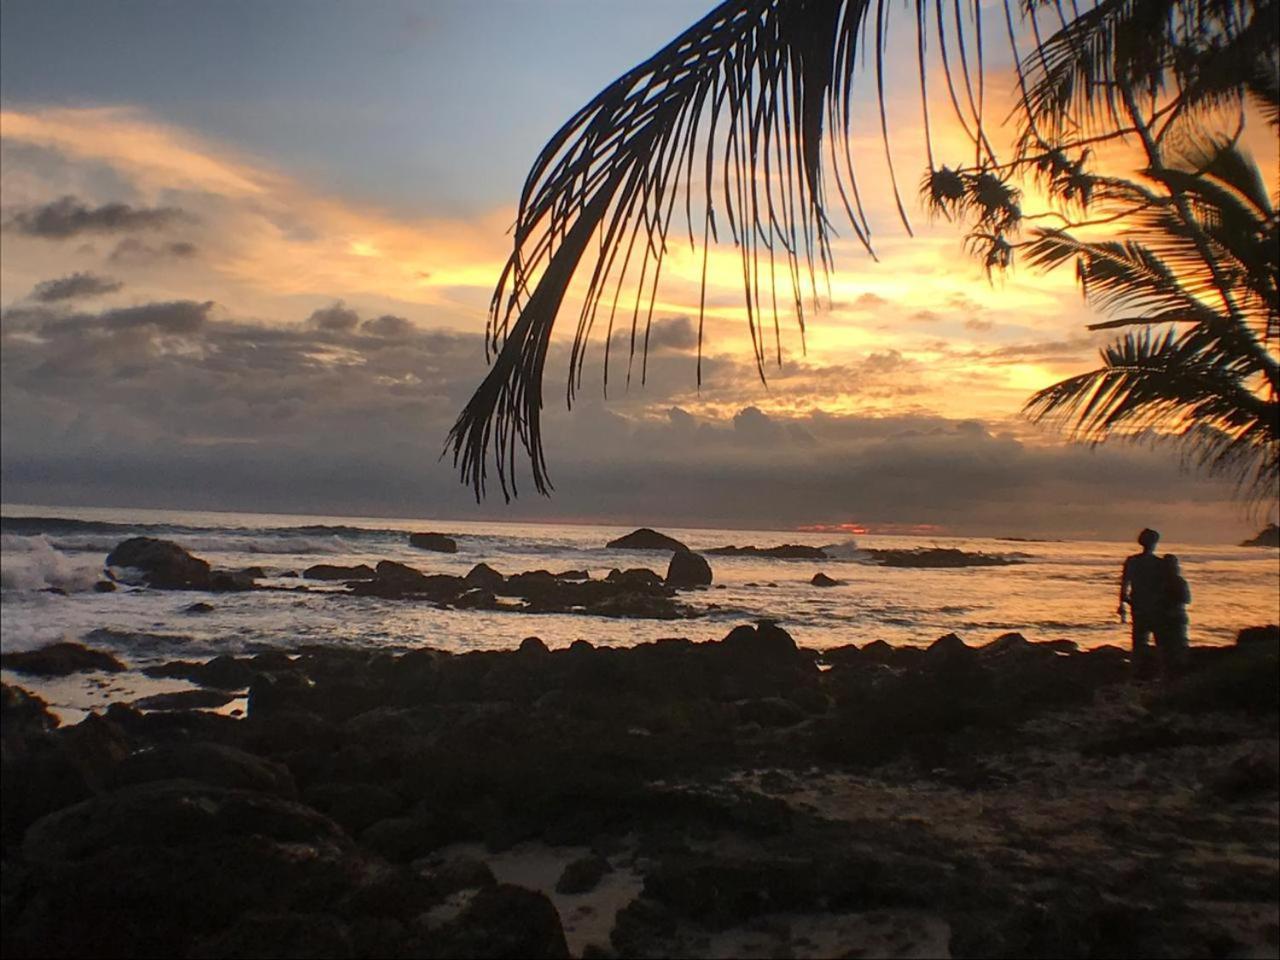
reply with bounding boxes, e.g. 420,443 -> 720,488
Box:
308,301 -> 360,332
0,297 -> 1251,540
108,238 -> 199,263
28,271 -> 123,303
5,195 -> 191,239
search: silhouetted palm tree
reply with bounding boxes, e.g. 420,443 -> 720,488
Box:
1022,136 -> 1278,502
448,0 -> 1277,500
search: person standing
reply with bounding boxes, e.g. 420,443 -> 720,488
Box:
1155,554 -> 1191,678
1119,528 -> 1164,679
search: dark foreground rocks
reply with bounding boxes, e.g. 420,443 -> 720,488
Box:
3,625 -> 1277,959
1,642 -> 126,677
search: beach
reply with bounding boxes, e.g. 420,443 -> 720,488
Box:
1,507 -> 1278,958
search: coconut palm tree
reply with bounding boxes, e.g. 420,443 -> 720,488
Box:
447,0 -> 1278,500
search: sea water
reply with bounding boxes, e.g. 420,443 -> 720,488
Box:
2,502 -> 1276,723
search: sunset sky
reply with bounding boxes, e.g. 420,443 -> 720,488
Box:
2,0 -> 1273,541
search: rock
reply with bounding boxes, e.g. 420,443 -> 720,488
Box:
209,570 -> 256,592
865,547 -> 1022,568
188,913 -> 354,960
239,566 -> 267,579
184,601 -> 215,614
351,561 -> 465,601
304,563 -> 377,581
665,550 -> 712,588
418,857 -> 497,896
519,636 -> 551,656
1235,624 -> 1279,648
431,884 -> 570,959
93,580 -> 117,593
132,689 -> 236,711
811,572 -> 841,586
1,683 -> 60,736
736,697 -> 807,727
706,544 -> 828,559
720,621 -> 799,660
194,654 -> 255,690
1,642 -> 125,677
305,782 -> 404,834
1239,523 -> 1279,547
360,814 -> 449,862
556,855 -> 612,894
606,528 -> 689,552
112,742 -> 297,798
605,568 -> 665,589
408,532 -> 458,553
926,632 -> 973,660
465,562 -> 505,590
552,569 -> 590,580
105,537 -> 211,589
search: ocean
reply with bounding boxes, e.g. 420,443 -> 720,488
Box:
3,503 -> 1277,720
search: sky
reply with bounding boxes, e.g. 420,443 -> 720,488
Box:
1,0 -> 1273,542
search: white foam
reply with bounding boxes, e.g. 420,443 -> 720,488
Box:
819,538 -> 868,560
0,535 -> 104,593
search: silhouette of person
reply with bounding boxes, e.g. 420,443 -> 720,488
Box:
1119,528 -> 1164,678
1155,554 -> 1191,678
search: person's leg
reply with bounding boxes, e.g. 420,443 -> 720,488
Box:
1131,617 -> 1155,679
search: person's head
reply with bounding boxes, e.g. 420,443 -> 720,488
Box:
1165,554 -> 1180,572
1137,528 -> 1160,551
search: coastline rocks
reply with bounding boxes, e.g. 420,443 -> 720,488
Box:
607,528 -> 689,552
721,621 -> 800,661
864,547 -> 1023,568
1,642 -> 126,677
706,544 -> 828,559
429,884 -> 570,959
105,537 -> 212,589
1236,625 -> 1279,648
666,550 -> 713,588
606,567 -> 665,589
811,572 -> 841,587
465,562 -> 505,590
131,689 -> 237,712
409,532 -> 458,553
305,563 -> 377,581
1239,523 -> 1279,547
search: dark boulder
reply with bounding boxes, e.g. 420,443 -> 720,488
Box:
1,683 -> 60,737
721,621 -> 800,660
305,782 -> 404,834
519,636 -> 551,656
304,563 -> 377,581
665,550 -> 712,588
1236,624 -> 1279,648
706,544 -> 828,559
112,742 -> 297,798
188,913 -> 354,960
1239,523 -> 1279,547
606,567 -> 665,589
105,537 -> 211,589
556,855 -> 612,894
184,601 -> 215,614
811,572 -> 841,586
409,532 -> 458,553
209,569 -> 256,592
419,858 -> 497,897
131,689 -> 236,711
606,528 -> 689,552
464,562 -> 505,590
93,580 -> 117,593
2,642 -> 125,677
430,884 -> 570,959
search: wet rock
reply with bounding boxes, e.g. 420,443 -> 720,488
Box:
924,632 -> 975,666
454,587 -> 500,610
93,580 -> 117,593
239,566 -> 267,579
418,857 -> 497,896
1236,624 -> 1279,648
865,547 -> 1022,568
736,697 -> 807,728
409,532 -> 458,553
360,813 -> 450,862
1239,523 -> 1279,547
305,782 -> 404,834
194,654 -> 255,690
1,683 -> 59,737
351,561 -> 464,601
209,569 -> 256,592
665,550 -> 713,588
519,636 -> 551,656
464,562 -> 505,590
430,884 -> 570,959
132,688 -> 236,711
112,742 -> 297,798
605,567 -> 665,589
556,854 -> 612,894
606,528 -> 688,552
105,537 -> 212,589
552,569 -> 590,580
720,621 -> 800,660
188,912 -> 354,959
304,563 -> 377,581
10,781 -> 356,958
184,601 -> 215,614
706,544 -> 828,559
811,572 -> 841,586
1,642 -> 126,677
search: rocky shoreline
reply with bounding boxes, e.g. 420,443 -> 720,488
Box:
3,622 -> 1277,958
